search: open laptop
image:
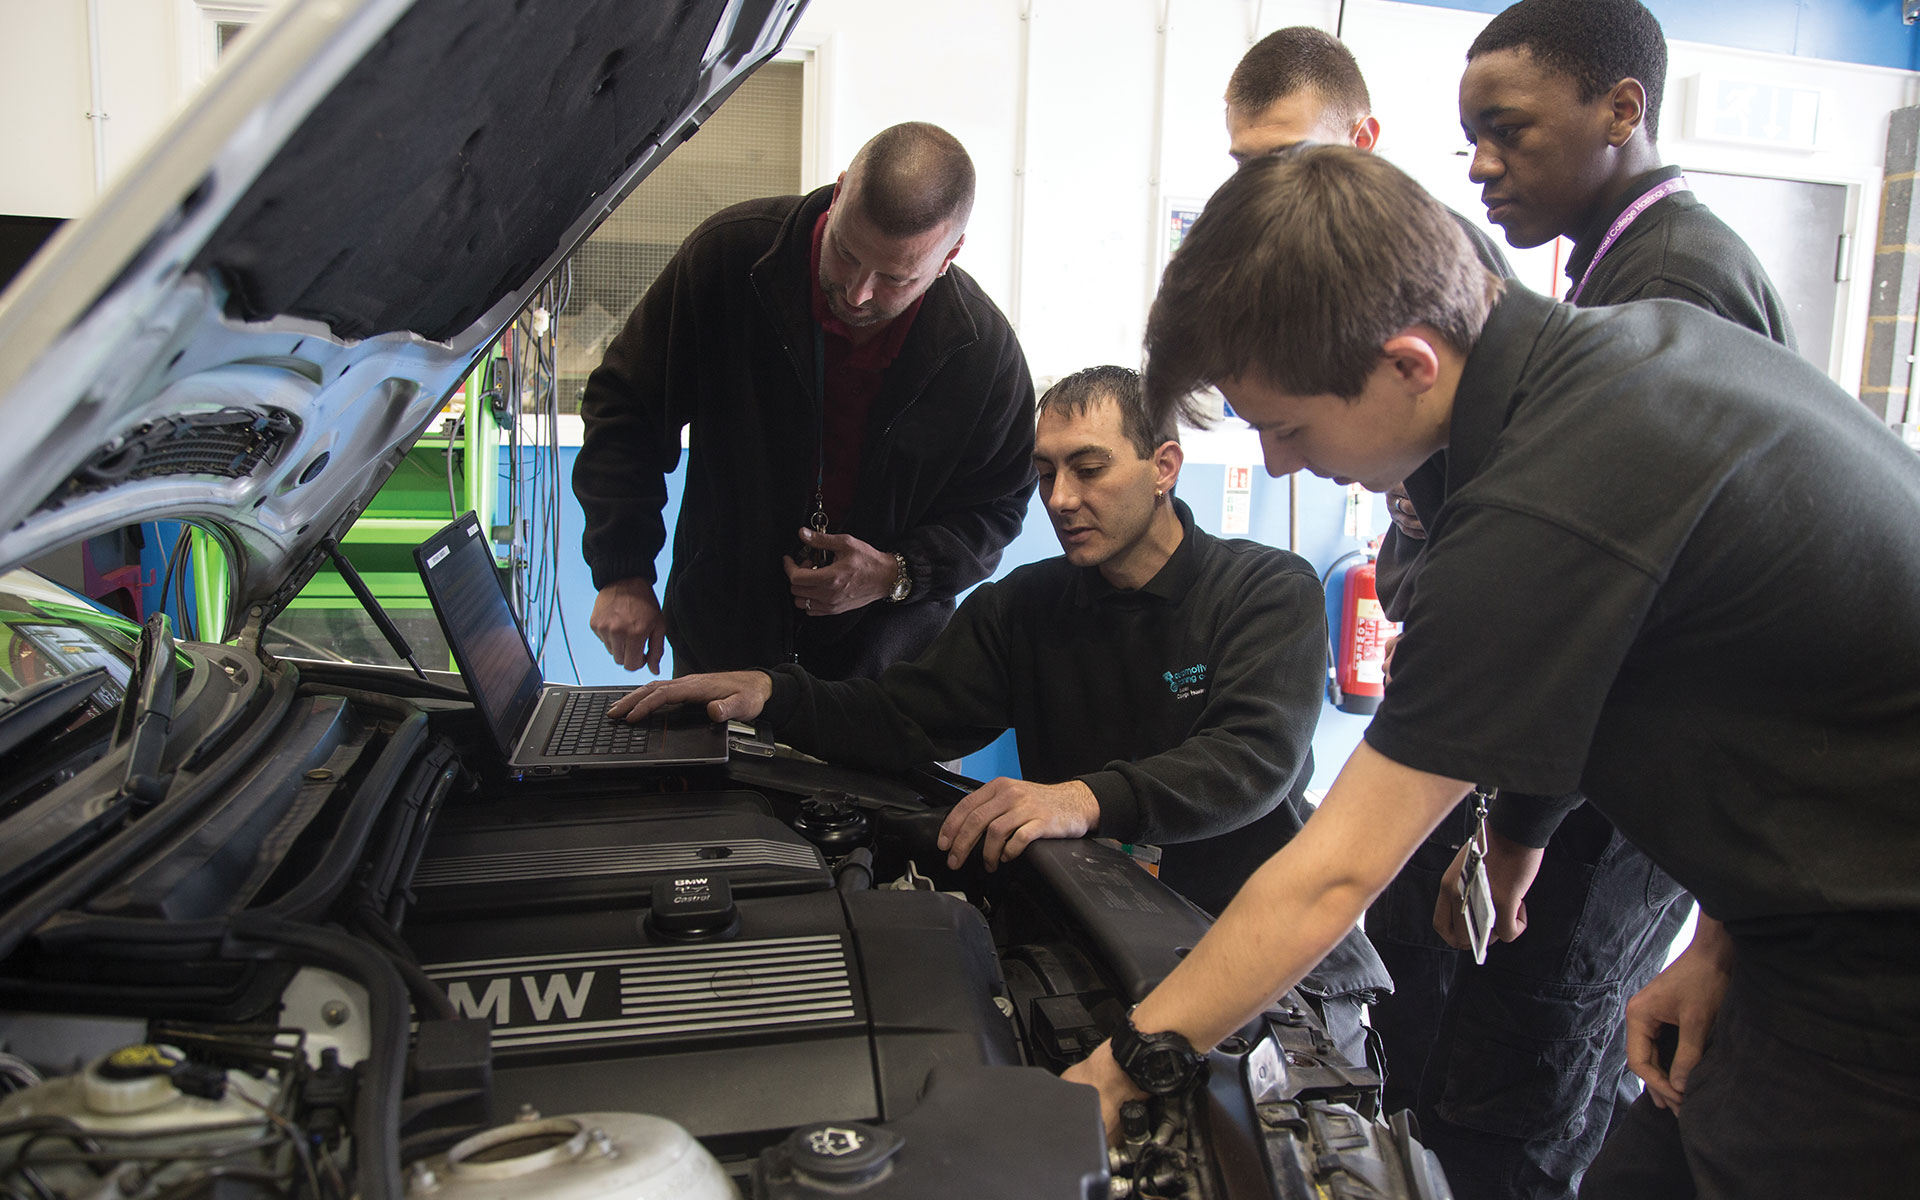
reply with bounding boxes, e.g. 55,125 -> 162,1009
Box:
413,513 -> 728,773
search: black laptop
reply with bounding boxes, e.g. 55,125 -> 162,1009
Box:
413,513 -> 728,772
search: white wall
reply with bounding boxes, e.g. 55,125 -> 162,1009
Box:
786,0 -> 1920,395
0,0 -> 220,218
11,0 -> 1914,385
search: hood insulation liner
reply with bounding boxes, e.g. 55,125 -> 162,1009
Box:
190,0 -> 733,343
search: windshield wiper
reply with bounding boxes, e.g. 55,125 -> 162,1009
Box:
0,667 -> 110,761
113,612 -> 178,807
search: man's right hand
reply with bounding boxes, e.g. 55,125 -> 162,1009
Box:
608,671 -> 773,725
1385,482 -> 1426,539
1434,825 -> 1542,949
1625,915 -> 1732,1110
590,578 -> 668,673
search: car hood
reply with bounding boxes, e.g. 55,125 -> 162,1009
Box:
0,0 -> 803,635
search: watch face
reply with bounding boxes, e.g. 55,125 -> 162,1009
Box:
1139,1046 -> 1185,1092
1117,1028 -> 1201,1095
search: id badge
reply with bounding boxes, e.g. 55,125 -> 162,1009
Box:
1459,789 -> 1496,965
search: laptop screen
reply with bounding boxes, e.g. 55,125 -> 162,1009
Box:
414,513 -> 544,758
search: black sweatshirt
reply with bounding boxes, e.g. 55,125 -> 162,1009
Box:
572,186 -> 1037,680
761,501 -> 1325,915
1367,288 -> 1920,1066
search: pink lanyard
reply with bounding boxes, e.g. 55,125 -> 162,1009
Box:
1566,176 -> 1689,304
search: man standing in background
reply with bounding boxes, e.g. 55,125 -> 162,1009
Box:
1223,26 -> 1512,614
574,122 -> 1036,682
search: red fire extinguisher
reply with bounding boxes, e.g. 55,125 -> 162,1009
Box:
1324,545 -> 1396,715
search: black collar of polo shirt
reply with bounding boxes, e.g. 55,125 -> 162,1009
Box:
1563,164 -> 1688,287
1071,497 -> 1204,609
1444,287 -> 1563,498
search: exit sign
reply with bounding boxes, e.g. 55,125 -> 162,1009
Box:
1685,74 -> 1821,151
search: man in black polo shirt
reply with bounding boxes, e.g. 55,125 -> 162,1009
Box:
609,367 -> 1391,1054
1352,3 -> 1802,1194
608,366 -> 1331,921
1063,144 -> 1920,1200
1462,0 -> 1792,343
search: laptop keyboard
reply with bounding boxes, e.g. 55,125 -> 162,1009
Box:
543,691 -> 651,758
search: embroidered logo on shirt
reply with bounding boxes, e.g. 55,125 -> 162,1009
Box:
1163,663 -> 1208,700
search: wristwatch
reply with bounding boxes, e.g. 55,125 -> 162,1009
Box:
1109,1007 -> 1207,1095
887,552 -> 912,603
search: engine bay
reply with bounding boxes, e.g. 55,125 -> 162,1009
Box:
0,658 -> 1449,1199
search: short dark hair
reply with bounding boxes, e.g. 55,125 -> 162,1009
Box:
843,122 -> 976,238
1468,0 -> 1667,140
1037,366 -> 1174,459
1226,27 -> 1371,130
1145,145 -> 1499,428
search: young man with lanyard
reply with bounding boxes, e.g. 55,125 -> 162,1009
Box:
574,122 -> 1036,682
1064,143 -> 1920,1200
1346,3 -> 1802,1195
608,367 -> 1390,1054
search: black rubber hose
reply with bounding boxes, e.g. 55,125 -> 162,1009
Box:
223,915 -> 404,1200
350,910 -> 455,1022
835,846 -> 875,893
390,954 -> 455,1023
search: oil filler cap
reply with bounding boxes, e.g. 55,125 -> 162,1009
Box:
644,872 -> 739,942
783,1121 -> 904,1187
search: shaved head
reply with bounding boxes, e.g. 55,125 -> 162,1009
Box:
843,122 -> 976,238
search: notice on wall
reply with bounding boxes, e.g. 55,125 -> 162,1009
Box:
1343,482 -> 1374,541
1166,200 -> 1203,261
1222,464 -> 1252,534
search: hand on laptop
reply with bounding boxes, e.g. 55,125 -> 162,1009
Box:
609,670 -> 773,725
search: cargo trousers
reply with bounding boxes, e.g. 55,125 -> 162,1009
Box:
1365,800 -> 1692,1200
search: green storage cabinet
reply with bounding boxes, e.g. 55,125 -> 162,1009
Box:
193,373 -> 498,668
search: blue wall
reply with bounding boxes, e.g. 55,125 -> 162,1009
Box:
1401,0 -> 1920,72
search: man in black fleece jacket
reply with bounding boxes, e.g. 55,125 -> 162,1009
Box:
609,366 -> 1327,919
574,122 -> 1035,682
